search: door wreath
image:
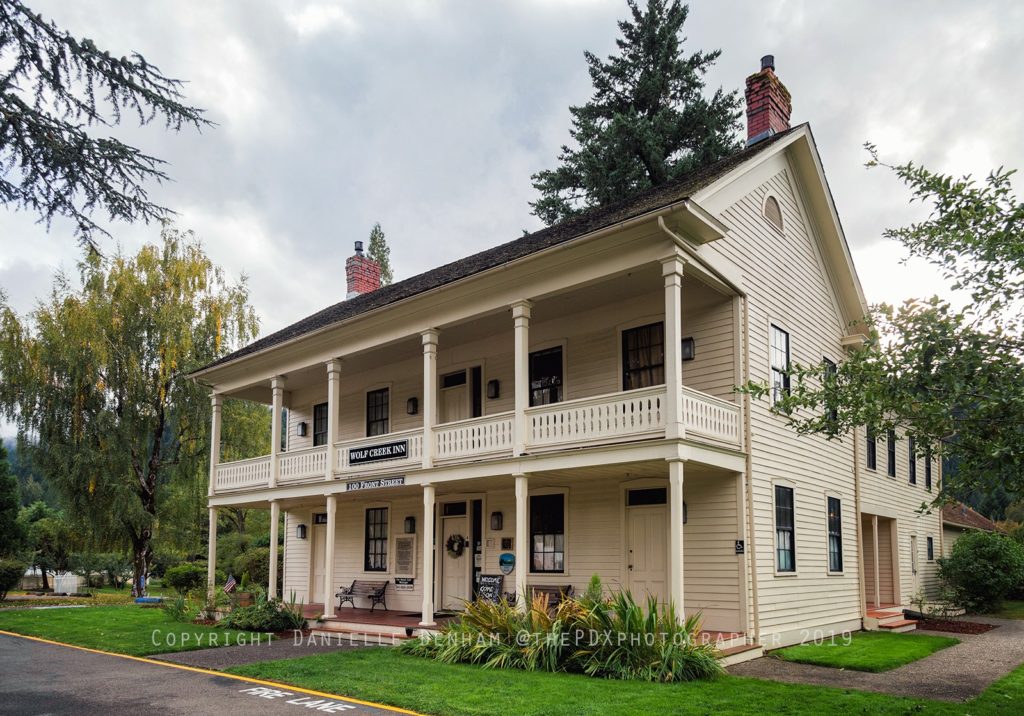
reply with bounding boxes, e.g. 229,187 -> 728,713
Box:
446,534 -> 468,558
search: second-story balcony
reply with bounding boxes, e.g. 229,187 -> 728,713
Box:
214,383 -> 740,493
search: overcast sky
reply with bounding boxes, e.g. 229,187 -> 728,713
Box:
2,0 -> 1022,340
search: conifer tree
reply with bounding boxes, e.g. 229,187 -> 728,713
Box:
531,0 -> 742,226
367,222 -> 393,285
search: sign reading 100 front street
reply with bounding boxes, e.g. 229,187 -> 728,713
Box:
348,439 -> 408,465
346,476 -> 405,492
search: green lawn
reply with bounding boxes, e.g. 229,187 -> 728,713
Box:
226,647 -> 1024,716
992,600 -> 1024,620
773,631 -> 958,672
0,605 -> 268,656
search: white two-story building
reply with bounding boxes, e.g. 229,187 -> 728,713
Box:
190,57 -> 943,651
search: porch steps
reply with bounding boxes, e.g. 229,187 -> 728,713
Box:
309,622 -> 419,642
864,608 -> 917,633
718,643 -> 763,667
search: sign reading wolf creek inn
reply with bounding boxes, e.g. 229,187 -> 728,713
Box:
348,439 -> 408,465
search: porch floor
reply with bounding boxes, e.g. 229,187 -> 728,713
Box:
303,604 -> 458,629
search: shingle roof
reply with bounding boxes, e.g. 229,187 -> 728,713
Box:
942,502 -> 998,532
194,126 -> 801,375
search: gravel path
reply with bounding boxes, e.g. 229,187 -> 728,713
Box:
157,631 -> 390,669
729,616 -> 1024,702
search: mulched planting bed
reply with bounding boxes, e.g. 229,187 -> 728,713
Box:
916,617 -> 996,634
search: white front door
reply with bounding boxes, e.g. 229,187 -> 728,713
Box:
441,515 -> 470,609
311,523 -> 326,604
440,384 -> 469,423
627,505 -> 668,605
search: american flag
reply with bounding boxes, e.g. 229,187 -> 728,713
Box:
223,574 -> 237,594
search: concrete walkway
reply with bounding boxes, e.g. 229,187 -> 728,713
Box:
158,630 -> 390,669
729,616 -> 1024,702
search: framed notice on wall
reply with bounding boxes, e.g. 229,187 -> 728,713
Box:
394,535 -> 416,578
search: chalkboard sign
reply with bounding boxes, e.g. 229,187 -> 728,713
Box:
477,574 -> 503,603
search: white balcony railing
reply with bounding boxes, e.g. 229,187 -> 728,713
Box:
526,386 -> 667,448
215,454 -> 271,491
335,428 -> 424,472
278,445 -> 328,484
682,386 -> 741,446
435,412 -> 514,460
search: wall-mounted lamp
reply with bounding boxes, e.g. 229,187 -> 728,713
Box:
486,379 -> 500,400
404,516 -> 416,534
296,524 -> 307,540
681,337 -> 696,362
490,511 -> 504,531
296,421 -> 308,437
406,397 -> 419,415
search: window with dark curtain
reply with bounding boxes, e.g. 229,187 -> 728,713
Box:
622,322 -> 665,390
364,507 -> 388,571
887,430 -> 897,477
827,496 -> 843,572
866,427 -> 877,470
775,485 -> 795,572
366,388 -> 389,437
529,347 -> 563,407
770,325 -> 791,404
822,357 -> 838,424
927,536 -> 934,561
925,448 -> 933,490
908,436 -> 917,485
530,493 -> 564,573
312,402 -> 328,446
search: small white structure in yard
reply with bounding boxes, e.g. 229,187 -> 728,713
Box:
52,572 -> 84,594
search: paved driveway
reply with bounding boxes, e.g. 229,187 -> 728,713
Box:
0,632 -> 413,715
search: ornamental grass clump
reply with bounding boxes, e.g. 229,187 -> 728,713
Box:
400,582 -> 722,682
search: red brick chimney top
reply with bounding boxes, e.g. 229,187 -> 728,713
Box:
346,241 -> 382,298
745,54 -> 792,146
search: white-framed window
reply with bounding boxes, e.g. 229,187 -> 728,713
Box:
312,402 -> 328,446
366,387 -> 390,436
827,496 -> 843,573
530,491 -> 566,573
529,346 -> 564,407
364,506 -> 389,572
770,325 -> 791,404
622,321 -> 665,390
774,484 -> 795,573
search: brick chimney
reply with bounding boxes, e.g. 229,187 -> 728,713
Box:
745,55 -> 792,146
346,240 -> 382,298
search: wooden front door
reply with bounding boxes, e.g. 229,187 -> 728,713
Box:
310,523 -> 326,604
626,504 -> 668,605
441,515 -> 470,609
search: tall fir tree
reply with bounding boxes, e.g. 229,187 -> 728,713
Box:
530,0 -> 742,226
0,442 -> 22,554
367,222 -> 393,285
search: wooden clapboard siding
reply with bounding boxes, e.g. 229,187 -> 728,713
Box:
283,510 -> 311,603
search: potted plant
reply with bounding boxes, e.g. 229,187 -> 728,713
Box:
235,571 -> 254,608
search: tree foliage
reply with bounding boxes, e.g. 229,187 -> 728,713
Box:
0,0 -> 211,249
0,228 -> 258,593
367,222 -> 393,285
530,0 -> 742,226
744,149 -> 1024,502
0,441 -> 22,553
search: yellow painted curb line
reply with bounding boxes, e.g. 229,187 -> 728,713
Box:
0,629 -> 421,715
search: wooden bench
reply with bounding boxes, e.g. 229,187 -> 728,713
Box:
336,579 -> 389,612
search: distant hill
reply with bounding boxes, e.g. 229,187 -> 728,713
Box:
3,437 -> 58,507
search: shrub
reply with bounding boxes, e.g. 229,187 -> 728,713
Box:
163,563 -> 206,595
233,548 -> 270,591
401,588 -> 722,682
938,530 -> 1024,612
0,558 -> 25,600
164,594 -> 196,623
221,589 -> 306,632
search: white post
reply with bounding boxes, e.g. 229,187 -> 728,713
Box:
270,376 -> 285,488
208,393 -> 222,497
668,459 -> 685,617
511,301 -> 532,456
268,500 -> 280,599
322,494 -> 337,619
326,359 -> 342,481
422,330 -> 439,469
661,256 -> 685,440
207,506 -> 218,597
514,473 -> 529,609
420,483 -> 436,626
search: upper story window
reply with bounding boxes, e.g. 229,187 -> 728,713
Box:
908,436 -> 917,485
763,195 -> 784,232
925,448 -> 933,490
887,430 -> 897,477
312,402 -> 328,446
866,427 -> 877,470
530,493 -> 565,573
822,357 -> 838,424
770,325 -> 791,404
366,388 -> 390,437
622,322 -> 665,390
529,346 -> 563,407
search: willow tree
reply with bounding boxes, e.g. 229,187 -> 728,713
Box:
0,228 -> 257,593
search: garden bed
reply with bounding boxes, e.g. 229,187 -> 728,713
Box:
916,618 -> 996,634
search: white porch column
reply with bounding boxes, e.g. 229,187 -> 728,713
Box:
322,494 -> 337,619
668,459 -> 685,616
422,330 -> 439,469
268,500 -> 280,599
420,483 -> 436,626
661,256 -> 685,440
270,376 -> 285,488
206,506 -> 218,597
511,301 -> 532,456
872,514 -> 881,608
208,393 -> 222,497
514,473 -> 529,609
326,359 -> 342,481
